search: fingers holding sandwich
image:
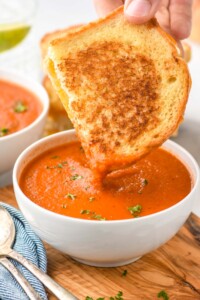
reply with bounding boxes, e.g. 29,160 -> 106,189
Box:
168,0 -> 192,40
93,0 -> 192,40
124,0 -> 160,24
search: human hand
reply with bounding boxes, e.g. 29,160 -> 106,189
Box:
93,0 -> 192,40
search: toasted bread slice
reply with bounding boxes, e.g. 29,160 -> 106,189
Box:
41,25 -> 82,133
46,6 -> 191,173
40,25 -> 82,60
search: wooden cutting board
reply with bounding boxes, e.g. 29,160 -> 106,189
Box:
1,186 -> 200,300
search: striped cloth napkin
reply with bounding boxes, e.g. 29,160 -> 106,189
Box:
0,202 -> 48,300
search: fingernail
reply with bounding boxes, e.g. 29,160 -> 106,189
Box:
125,0 -> 151,17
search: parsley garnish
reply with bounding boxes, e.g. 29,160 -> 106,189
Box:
80,146 -> 84,152
122,270 -> 128,277
89,197 -> 95,202
70,174 -> 83,181
157,290 -> 169,300
110,291 -> 124,300
128,204 -> 142,217
80,209 -> 91,215
0,128 -> 9,137
85,291 -> 123,300
142,179 -> 148,186
51,155 -> 60,159
14,101 -> 27,113
80,210 -> 106,220
57,163 -> 63,168
61,204 -> 67,209
115,291 -> 123,300
85,297 -> 105,300
85,186 -> 90,190
93,214 -> 106,221
138,178 -> 149,194
65,193 -> 76,200
46,161 -> 68,169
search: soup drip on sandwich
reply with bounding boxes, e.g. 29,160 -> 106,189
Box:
46,6 -> 190,175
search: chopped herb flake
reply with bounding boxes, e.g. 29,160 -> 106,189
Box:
45,161 -> 68,170
89,197 -> 95,202
128,204 -> 142,217
65,193 -> 76,200
0,128 -> 9,137
115,291 -> 123,300
80,209 -> 91,215
85,186 -> 90,190
57,163 -> 63,168
122,270 -> 128,277
14,101 -> 27,113
70,166 -> 76,170
157,290 -> 169,300
70,174 -> 83,181
85,291 -> 123,300
93,214 -> 106,221
51,155 -> 60,159
80,146 -> 84,152
142,178 -> 148,186
61,204 -> 67,209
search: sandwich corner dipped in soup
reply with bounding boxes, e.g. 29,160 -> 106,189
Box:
20,7 -> 192,221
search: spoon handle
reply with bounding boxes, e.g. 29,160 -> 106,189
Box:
0,257 -> 42,300
8,249 -> 79,300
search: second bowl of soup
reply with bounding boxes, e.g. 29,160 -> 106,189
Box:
0,69 -> 49,186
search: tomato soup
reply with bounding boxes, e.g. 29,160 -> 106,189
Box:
0,80 -> 42,137
20,141 -> 192,220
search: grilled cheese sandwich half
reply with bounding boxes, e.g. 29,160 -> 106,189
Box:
46,6 -> 191,174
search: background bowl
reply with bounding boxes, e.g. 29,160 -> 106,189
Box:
13,130 -> 199,267
0,69 -> 49,187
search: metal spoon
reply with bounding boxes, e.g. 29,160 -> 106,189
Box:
0,205 -> 78,300
0,257 -> 42,300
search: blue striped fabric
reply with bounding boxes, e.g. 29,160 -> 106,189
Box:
0,202 -> 48,300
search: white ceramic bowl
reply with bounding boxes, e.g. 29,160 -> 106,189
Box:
13,130 -> 199,267
0,69 -> 49,186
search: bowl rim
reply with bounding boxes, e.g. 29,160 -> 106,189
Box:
13,129 -> 200,224
0,68 -> 49,142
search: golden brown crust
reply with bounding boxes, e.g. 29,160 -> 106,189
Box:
42,76 -> 65,112
51,6 -> 157,47
41,24 -> 82,59
47,5 -> 191,173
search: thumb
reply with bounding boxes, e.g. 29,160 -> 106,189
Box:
124,0 -> 161,24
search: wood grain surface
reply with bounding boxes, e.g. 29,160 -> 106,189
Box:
1,186 -> 200,300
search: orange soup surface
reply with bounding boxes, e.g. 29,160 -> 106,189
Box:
0,80 -> 42,137
20,141 -> 192,220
